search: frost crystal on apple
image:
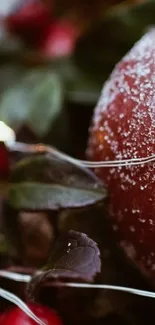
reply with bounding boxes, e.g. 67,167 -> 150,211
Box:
88,29 -> 155,284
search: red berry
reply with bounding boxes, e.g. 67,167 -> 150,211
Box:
39,20 -> 79,58
88,29 -> 155,283
0,303 -> 63,325
0,142 -> 9,179
5,2 -> 52,45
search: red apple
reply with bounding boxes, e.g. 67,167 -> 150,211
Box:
88,29 -> 155,284
0,303 -> 63,325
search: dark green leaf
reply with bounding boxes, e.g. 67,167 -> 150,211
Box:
74,0 -> 155,84
0,65 -> 24,97
27,72 -> 63,136
8,182 -> 106,210
0,69 -> 63,136
27,230 -> 101,300
10,153 -> 103,186
9,154 -> 107,210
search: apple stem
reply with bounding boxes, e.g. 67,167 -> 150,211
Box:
0,287 -> 46,325
1,270 -> 155,299
7,141 -> 155,168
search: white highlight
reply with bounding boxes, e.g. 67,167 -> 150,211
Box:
0,121 -> 16,145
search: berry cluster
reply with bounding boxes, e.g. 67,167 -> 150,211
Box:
5,1 -> 79,58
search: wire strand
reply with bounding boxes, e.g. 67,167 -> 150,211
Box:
0,270 -> 31,282
1,270 -> 155,299
0,287 -> 46,325
8,142 -> 155,168
63,282 -> 155,299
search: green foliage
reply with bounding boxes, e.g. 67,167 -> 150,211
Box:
0,69 -> 63,136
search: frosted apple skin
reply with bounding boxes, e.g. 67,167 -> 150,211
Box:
88,29 -> 155,282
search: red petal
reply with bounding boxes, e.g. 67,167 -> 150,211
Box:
40,20 -> 80,58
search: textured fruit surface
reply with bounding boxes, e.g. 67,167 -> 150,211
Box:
88,29 -> 155,283
0,303 -> 63,325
